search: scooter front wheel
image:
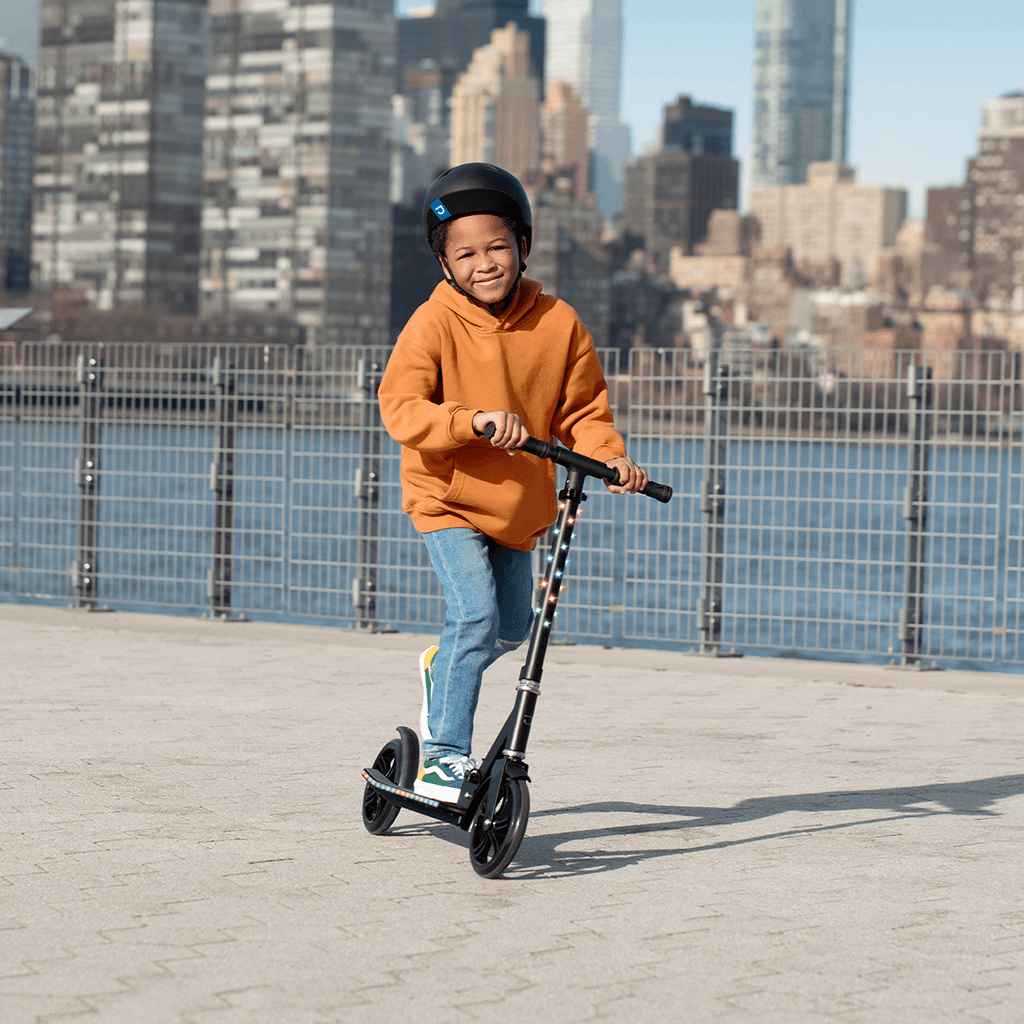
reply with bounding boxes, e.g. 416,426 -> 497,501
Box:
469,775 -> 530,878
362,727 -> 419,835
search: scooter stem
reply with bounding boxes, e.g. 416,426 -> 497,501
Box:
505,465 -> 587,758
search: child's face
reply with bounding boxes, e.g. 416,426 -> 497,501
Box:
443,214 -> 525,304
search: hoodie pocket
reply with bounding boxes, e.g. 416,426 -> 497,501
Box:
441,463 -> 467,506
443,447 -> 557,540
402,450 -> 458,514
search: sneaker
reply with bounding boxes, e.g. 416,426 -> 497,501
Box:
418,644 -> 438,742
414,755 -> 477,803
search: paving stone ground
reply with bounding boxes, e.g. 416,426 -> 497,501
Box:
1,603 -> 1023,1024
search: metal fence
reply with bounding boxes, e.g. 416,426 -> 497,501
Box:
1,341 -> 1022,671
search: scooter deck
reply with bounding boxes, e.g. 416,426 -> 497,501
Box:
361,768 -> 469,826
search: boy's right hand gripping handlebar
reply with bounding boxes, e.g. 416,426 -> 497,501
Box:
482,424 -> 673,504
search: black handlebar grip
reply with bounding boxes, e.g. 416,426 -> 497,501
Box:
641,480 -> 673,503
481,422 -> 672,503
606,466 -> 672,503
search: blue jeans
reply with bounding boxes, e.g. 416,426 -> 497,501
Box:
421,528 -> 535,760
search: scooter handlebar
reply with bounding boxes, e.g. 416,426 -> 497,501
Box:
481,424 -> 673,504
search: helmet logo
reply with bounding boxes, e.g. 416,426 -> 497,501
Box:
430,199 -> 452,222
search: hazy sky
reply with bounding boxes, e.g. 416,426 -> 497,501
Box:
3,0 -> 1022,216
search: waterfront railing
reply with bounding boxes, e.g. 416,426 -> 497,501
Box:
1,341 -> 1021,671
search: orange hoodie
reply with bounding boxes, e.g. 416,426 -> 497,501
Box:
378,278 -> 626,550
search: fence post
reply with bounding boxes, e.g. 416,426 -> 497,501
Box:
208,354 -> 243,619
896,363 -> 939,669
352,357 -> 388,632
695,354 -> 739,656
72,353 -> 109,610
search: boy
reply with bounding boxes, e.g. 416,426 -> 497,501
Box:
378,163 -> 647,802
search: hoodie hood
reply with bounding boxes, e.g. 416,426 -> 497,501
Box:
428,277 -> 545,333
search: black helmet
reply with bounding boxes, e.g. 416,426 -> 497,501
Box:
422,163 -> 533,255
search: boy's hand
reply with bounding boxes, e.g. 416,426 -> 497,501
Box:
473,411 -> 529,454
604,457 -> 648,494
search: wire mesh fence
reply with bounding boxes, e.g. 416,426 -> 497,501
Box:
1,341 -> 1021,671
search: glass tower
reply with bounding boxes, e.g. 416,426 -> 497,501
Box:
752,0 -> 852,186
540,0 -> 628,218
542,0 -> 620,119
0,50 -> 35,293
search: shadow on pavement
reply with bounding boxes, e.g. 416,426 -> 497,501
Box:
510,772 -> 1024,879
376,774 -> 1024,879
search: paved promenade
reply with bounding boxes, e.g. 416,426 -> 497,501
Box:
2,603 -> 1023,1024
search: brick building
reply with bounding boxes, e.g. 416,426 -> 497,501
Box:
749,162 -> 906,288
540,82 -> 589,200
924,91 -> 1024,303
449,24 -> 540,185
667,210 -> 759,300
526,175 -> 609,347
967,93 -> 1024,299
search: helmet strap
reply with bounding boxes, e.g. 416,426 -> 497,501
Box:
438,256 -> 474,301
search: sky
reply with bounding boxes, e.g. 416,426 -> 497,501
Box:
3,0 -> 1022,216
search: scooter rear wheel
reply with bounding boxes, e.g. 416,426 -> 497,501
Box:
469,775 -> 530,878
362,727 -> 419,835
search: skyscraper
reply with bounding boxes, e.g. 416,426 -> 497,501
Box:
32,0 -> 207,313
397,0 -> 545,118
971,92 -> 1024,297
201,0 -> 394,345
752,0 -> 852,187
540,0 -> 629,218
393,0 -> 545,208
924,91 -> 1024,300
662,95 -> 734,155
622,96 -> 739,274
541,82 -> 589,198
527,177 -> 609,346
0,49 -> 35,294
543,0 -> 620,119
449,24 -> 540,185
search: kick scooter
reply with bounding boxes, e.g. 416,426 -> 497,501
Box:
361,429 -> 673,878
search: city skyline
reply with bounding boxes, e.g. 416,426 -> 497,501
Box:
3,0 -> 1023,217
618,0 -> 1023,216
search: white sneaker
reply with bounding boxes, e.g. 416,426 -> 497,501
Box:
414,755 -> 478,803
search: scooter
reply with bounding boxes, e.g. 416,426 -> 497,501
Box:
361,428 -> 673,878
